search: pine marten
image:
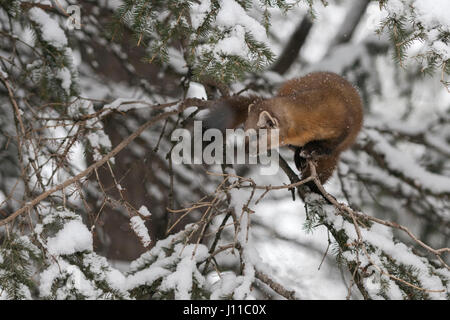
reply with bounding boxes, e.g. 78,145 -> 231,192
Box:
204,72 -> 363,188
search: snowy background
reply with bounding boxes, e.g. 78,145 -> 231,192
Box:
0,0 -> 449,300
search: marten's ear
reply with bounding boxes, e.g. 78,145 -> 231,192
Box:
257,111 -> 279,129
248,103 -> 254,114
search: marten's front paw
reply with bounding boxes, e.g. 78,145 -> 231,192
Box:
299,146 -> 331,159
299,149 -> 316,159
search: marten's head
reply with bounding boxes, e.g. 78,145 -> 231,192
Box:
243,97 -> 292,150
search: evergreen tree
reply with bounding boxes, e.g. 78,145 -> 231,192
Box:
0,0 -> 449,300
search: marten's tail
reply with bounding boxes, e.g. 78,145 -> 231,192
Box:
202,95 -> 259,131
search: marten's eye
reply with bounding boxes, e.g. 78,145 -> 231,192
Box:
257,111 -> 279,129
267,119 -> 276,128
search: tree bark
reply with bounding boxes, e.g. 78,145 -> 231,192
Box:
327,0 -> 371,52
270,16 -> 313,75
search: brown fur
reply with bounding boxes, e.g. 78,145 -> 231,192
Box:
207,72 -> 363,184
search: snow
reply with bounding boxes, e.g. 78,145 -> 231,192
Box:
366,130 -> 450,194
432,40 -> 450,61
232,197 -> 348,299
126,229 -> 210,299
82,252 -> 129,296
0,66 -> 7,79
216,0 -> 267,43
39,260 -> 100,299
28,8 -> 68,49
385,0 -> 405,16
56,68 -> 71,94
309,44 -> 365,74
73,101 -> 113,161
216,25 -> 251,58
190,0 -> 212,29
39,232 -> 129,299
103,98 -> 149,112
209,272 -> 241,299
86,130 -> 112,160
168,47 -> 188,74
159,245 -> 208,299
126,266 -> 171,290
130,216 -> 151,247
186,82 -> 208,100
46,220 -> 93,256
413,0 -> 450,31
193,0 -> 270,59
138,205 -> 151,217
105,268 -> 127,292
314,191 -> 449,299
1,0 -> 448,301
127,225 -> 196,287
383,0 -> 450,68
0,283 -> 32,300
300,2 -> 348,64
103,98 -> 128,110
232,255 -> 255,299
